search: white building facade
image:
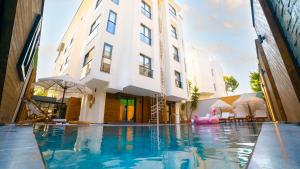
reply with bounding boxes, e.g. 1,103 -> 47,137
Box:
185,45 -> 227,100
54,0 -> 188,123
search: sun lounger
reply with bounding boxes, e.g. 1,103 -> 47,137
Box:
18,99 -> 54,124
219,112 -> 230,122
254,110 -> 268,121
235,112 -> 248,122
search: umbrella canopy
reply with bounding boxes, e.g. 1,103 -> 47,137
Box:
233,93 -> 265,107
210,100 -> 232,110
35,75 -> 92,101
233,93 -> 266,116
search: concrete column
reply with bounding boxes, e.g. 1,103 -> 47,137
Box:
79,88 -> 106,123
175,103 -> 181,124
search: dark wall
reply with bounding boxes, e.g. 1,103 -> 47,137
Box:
0,0 -> 44,123
252,0 -> 300,122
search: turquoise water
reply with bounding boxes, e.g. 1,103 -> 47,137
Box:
34,123 -> 262,169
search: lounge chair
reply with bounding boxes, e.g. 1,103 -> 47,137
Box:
219,112 -> 230,122
18,99 -> 54,124
254,110 -> 268,121
235,112 -> 248,122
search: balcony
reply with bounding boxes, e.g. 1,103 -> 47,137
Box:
141,8 -> 151,19
175,79 -> 183,88
140,33 -> 151,45
81,61 -> 92,79
139,65 -> 153,78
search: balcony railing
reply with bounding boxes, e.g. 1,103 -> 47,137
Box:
175,79 -> 183,88
140,33 -> 151,45
141,8 -> 151,19
139,65 -> 153,78
81,61 -> 92,79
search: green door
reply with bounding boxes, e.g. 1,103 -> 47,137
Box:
120,98 -> 135,122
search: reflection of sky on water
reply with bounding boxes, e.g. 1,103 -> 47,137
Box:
34,123 -> 262,169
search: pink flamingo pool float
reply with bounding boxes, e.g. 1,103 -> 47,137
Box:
193,108 -> 220,125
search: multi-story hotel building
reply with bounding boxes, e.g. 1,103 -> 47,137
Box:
54,0 -> 188,123
185,45 -> 227,100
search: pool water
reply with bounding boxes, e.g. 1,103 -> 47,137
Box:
34,123 -> 262,169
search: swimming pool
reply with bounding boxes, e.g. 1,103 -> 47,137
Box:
34,123 -> 262,169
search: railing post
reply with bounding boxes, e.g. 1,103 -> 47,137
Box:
156,94 -> 159,126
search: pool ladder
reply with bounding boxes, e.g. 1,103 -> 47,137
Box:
150,94 -> 166,124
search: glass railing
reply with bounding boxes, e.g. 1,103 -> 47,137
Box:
139,65 -> 153,78
267,0 -> 300,67
141,8 -> 151,19
81,61 -> 92,79
175,80 -> 183,88
140,33 -> 151,45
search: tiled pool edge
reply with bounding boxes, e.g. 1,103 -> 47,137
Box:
0,125 -> 45,169
248,123 -> 300,169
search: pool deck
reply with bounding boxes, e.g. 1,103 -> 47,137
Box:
0,125 -> 45,169
248,123 -> 300,169
0,123 -> 300,169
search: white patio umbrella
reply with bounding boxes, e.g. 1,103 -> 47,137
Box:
210,100 -> 232,114
233,93 -> 265,117
34,75 -> 92,103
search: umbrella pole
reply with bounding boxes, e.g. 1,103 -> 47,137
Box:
60,87 -> 66,119
248,103 -> 252,121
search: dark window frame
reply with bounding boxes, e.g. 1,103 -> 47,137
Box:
140,24 -> 152,45
101,43 -> 113,73
106,10 -> 117,34
139,54 -> 153,78
141,1 -> 151,19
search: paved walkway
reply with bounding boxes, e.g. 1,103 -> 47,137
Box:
248,123 -> 300,169
0,125 -> 45,169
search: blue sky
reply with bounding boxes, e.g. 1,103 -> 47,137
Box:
37,0 -> 258,95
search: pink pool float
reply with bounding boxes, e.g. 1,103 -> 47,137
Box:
193,110 -> 220,125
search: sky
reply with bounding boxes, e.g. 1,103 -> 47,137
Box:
37,0 -> 258,95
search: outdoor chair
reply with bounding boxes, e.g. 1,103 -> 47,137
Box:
235,112 -> 248,122
18,99 -> 54,124
219,112 -> 230,122
254,110 -> 268,122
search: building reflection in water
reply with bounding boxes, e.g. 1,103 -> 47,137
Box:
34,123 -> 262,169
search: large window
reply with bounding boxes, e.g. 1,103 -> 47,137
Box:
141,1 -> 151,19
106,10 -> 117,34
169,4 -> 176,17
139,54 -> 153,78
83,48 -> 94,67
171,25 -> 177,39
89,19 -> 99,35
140,24 -> 151,45
175,71 -> 182,88
95,0 -> 102,9
101,43 -> 113,73
111,0 -> 119,5
173,46 -> 179,62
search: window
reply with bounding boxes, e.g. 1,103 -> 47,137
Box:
95,0 -> 102,8
141,1 -> 151,19
175,71 -> 182,88
83,48 -> 94,67
65,55 -> 70,65
89,19 -> 99,35
173,46 -> 179,62
101,43 -> 113,73
111,0 -> 119,5
140,24 -> 151,45
139,54 -> 153,78
169,4 -> 176,17
171,25 -> 177,39
106,10 -> 117,34
213,83 -> 217,91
